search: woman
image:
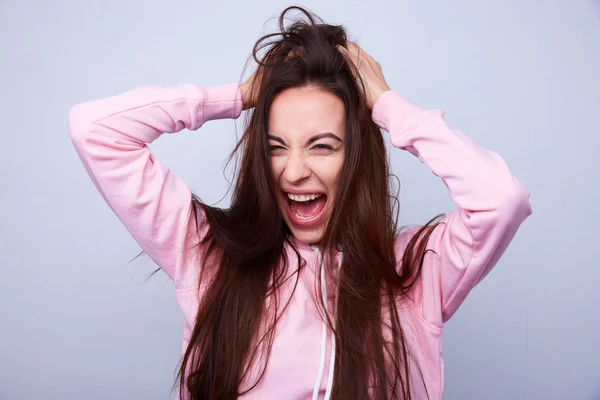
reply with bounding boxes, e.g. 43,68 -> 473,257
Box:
68,6 -> 532,400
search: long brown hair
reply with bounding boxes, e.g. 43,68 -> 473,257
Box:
177,6 -> 442,399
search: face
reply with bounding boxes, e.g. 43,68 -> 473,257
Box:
268,86 -> 346,244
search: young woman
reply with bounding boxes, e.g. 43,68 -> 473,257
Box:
68,7 -> 532,400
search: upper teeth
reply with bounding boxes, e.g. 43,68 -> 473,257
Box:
287,193 -> 322,202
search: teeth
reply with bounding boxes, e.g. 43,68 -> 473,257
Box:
287,193 -> 323,202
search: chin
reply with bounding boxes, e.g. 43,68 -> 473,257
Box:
288,228 -> 324,245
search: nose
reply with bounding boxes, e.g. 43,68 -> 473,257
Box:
282,151 -> 310,184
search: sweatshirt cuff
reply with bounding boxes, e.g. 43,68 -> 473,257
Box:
371,90 -> 426,133
198,83 -> 243,122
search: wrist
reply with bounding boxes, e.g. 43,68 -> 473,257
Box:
200,83 -> 243,121
240,83 -> 250,110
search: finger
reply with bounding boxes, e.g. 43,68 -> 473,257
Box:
345,41 -> 358,51
337,44 -> 357,67
348,42 -> 376,69
346,41 -> 362,58
285,47 -> 302,61
339,43 -> 361,68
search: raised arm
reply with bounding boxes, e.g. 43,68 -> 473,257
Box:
68,83 -> 243,281
341,41 -> 532,324
373,91 -> 532,324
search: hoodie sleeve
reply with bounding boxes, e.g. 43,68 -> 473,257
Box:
68,83 -> 243,281
372,90 -> 532,325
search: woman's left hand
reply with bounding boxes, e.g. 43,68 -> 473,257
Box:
337,42 -> 391,109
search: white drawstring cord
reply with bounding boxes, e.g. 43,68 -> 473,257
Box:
310,246 -> 341,400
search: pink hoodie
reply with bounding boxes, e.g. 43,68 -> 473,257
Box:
68,82 -> 532,399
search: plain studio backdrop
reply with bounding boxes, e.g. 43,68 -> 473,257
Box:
1,0 -> 599,399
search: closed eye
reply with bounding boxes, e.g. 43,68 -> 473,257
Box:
268,145 -> 286,154
312,144 -> 334,151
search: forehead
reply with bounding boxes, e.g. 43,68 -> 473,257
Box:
268,86 -> 346,141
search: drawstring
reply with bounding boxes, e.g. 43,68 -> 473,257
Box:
310,246 -> 342,400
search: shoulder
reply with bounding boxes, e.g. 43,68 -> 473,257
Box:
393,220 -> 446,261
394,226 -> 422,252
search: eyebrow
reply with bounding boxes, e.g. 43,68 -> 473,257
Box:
268,133 -> 342,146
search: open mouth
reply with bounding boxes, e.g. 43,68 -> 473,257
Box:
286,192 -> 327,224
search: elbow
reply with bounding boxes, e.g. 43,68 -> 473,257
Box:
498,179 -> 533,222
67,103 -> 92,145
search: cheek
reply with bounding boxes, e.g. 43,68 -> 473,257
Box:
310,155 -> 344,189
270,158 -> 285,179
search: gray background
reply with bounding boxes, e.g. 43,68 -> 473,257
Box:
1,0 -> 599,399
